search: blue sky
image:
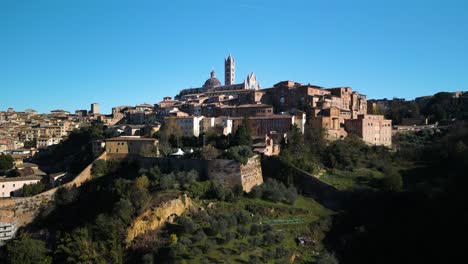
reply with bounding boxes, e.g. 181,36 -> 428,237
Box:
1,0 -> 467,114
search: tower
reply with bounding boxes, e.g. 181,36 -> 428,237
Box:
224,54 -> 235,85
91,103 -> 99,115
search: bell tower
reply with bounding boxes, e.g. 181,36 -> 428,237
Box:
224,54 -> 235,85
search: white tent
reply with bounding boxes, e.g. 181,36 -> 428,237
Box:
170,148 -> 185,156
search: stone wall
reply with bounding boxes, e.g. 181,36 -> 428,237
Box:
125,193 -> 191,245
0,152 -> 107,228
240,155 -> 263,192
134,155 -> 263,193
262,156 -> 343,210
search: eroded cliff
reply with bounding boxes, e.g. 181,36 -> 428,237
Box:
125,193 -> 191,245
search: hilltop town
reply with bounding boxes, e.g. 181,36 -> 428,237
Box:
1,56 -> 466,201
0,55 -> 467,263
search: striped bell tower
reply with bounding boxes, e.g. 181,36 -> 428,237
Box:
224,54 -> 235,85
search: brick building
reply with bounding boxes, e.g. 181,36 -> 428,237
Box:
231,115 -> 296,138
344,114 -> 392,146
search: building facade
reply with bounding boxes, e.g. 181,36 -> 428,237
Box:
105,136 -> 158,157
0,176 -> 42,198
344,114 -> 392,146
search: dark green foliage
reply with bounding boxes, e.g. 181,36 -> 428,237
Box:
54,227 -> 119,263
382,166 -> 403,191
204,130 -> 231,150
382,93 -> 465,125
317,251 -> 339,264
163,206 -> 288,263
4,233 -> 52,264
91,159 -> 108,178
200,144 -> 220,160
0,153 -> 14,175
205,181 -> 227,201
33,123 -> 105,173
181,136 -> 202,148
112,198 -> 133,225
140,166 -> 200,194
421,92 -> 462,123
250,178 -> 298,204
158,118 -> 183,148
23,139 -> 36,149
324,135 -> 367,170
22,182 -> 45,197
281,125 -> 325,174
222,145 -> 254,165
55,186 -> 79,206
232,115 -> 252,147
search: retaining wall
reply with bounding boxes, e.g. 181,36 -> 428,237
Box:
123,155 -> 263,193
0,152 -> 107,228
261,156 -> 344,209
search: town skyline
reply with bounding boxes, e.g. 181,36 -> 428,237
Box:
2,0 -> 467,114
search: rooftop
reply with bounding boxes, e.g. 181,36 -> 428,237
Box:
0,175 -> 42,183
106,136 -> 157,142
230,114 -> 293,120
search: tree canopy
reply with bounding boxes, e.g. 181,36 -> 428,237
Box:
0,154 -> 14,175
232,116 -> 252,147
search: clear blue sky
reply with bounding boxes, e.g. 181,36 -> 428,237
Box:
1,0 -> 467,114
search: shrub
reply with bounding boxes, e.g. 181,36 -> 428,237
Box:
317,251 -> 339,264
22,182 -> 45,197
205,181 -> 227,201
0,154 -> 14,175
222,146 -> 254,165
382,166 -> 403,191
6,233 -> 52,264
201,144 -> 220,160
91,160 -> 108,178
55,186 -> 79,206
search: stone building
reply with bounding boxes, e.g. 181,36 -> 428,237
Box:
216,103 -> 274,117
0,202 -> 17,245
231,115 -> 297,138
176,54 -> 260,99
171,116 -> 204,137
105,136 -> 158,158
0,176 -> 42,198
309,107 -> 348,140
36,137 -> 62,149
90,103 -> 99,115
344,114 -> 392,146
201,116 -> 233,136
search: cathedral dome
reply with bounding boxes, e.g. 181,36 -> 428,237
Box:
203,70 -> 222,88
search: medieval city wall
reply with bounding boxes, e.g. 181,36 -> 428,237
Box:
0,152 -> 107,228
261,156 -> 343,209
125,155 -> 263,193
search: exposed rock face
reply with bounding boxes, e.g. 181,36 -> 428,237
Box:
207,155 -> 263,193
125,194 -> 191,245
240,155 -> 264,192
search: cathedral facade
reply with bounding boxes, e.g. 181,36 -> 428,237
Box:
176,54 -> 260,99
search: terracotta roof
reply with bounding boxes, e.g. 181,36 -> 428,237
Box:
0,175 -> 42,183
220,104 -> 272,109
106,136 -> 156,142
230,115 -> 293,120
